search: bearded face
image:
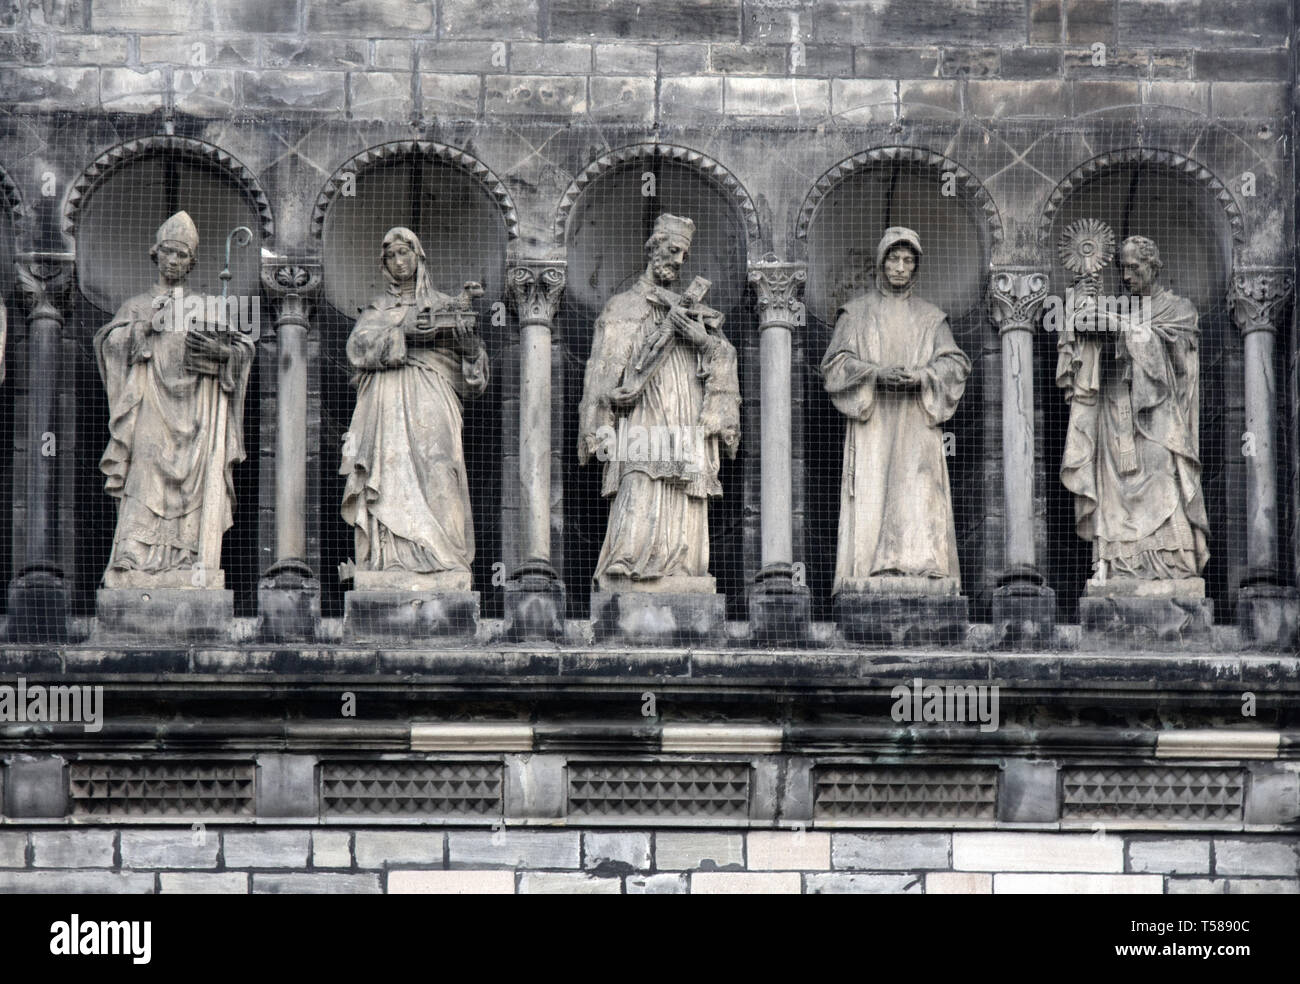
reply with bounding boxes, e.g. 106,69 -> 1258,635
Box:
648,233 -> 691,285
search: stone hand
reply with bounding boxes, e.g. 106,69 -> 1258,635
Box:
670,308 -> 713,349
452,318 -> 482,357
184,329 -> 231,374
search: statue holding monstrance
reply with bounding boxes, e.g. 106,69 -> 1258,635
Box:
1054,220 -> 1210,612
95,212 -> 256,590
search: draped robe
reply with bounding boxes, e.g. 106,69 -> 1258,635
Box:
821,287 -> 970,594
95,284 -> 254,578
341,284 -> 489,575
578,275 -> 740,587
1057,286 -> 1209,578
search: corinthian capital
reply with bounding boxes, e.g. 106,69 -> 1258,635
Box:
748,256 -> 806,331
1229,268 -> 1294,337
508,261 -> 567,328
989,268 -> 1049,335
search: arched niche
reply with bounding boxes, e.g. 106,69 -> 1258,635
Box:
1037,150 -> 1239,620
67,137 -> 271,313
555,143 -> 757,617
798,148 -> 999,619
313,141 -> 514,617
66,137 -> 271,615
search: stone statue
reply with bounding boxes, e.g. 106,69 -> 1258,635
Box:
820,226 -> 971,596
340,226 -> 489,591
577,213 -> 740,592
1056,229 -> 1209,585
95,211 -> 255,588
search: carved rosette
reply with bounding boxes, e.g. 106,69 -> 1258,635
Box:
260,257 -> 322,330
989,269 -> 1049,335
15,253 -> 76,325
1229,268 -> 1294,337
507,261 -> 567,328
748,258 -> 807,331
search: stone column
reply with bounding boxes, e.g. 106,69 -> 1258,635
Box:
7,254 -> 74,642
257,256 -> 322,641
1229,268 -> 1297,646
747,257 -> 810,643
504,259 -> 566,640
988,268 -> 1055,646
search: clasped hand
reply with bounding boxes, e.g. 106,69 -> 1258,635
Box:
878,365 -> 920,390
669,308 -> 713,349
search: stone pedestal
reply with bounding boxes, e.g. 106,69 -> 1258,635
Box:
1079,577 -> 1213,645
1237,584 -> 1299,650
97,588 -> 234,642
6,565 -> 71,643
749,564 -> 811,644
591,588 -> 726,646
991,566 -> 1056,649
834,577 -> 969,646
344,590 -> 479,642
504,560 -> 566,642
257,559 -> 320,642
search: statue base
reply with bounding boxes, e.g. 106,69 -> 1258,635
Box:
257,560 -> 320,642
1079,578 -> 1212,645
343,591 -> 479,642
504,562 -> 565,642
748,565 -> 811,644
591,590 -> 726,646
834,578 -> 969,645
594,574 -> 716,594
351,570 -> 472,592
991,568 -> 1056,649
6,565 -> 70,643
96,588 -> 233,642
103,568 -> 226,589
1237,584 -> 1298,650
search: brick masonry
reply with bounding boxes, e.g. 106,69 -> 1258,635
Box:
0,828 -> 1293,893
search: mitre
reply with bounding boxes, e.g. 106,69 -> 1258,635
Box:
155,211 -> 199,251
653,213 -> 695,240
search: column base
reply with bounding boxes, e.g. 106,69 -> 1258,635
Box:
1237,584 -> 1298,649
6,564 -> 70,643
991,567 -> 1056,649
504,561 -> 566,642
257,559 -> 320,642
343,590 -> 479,642
748,564 -> 811,644
833,591 -> 969,646
1079,579 -> 1213,646
96,588 -> 233,642
591,591 -> 726,646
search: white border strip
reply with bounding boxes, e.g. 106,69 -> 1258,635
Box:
661,724 -> 783,754
410,723 -> 534,752
1155,730 -> 1281,760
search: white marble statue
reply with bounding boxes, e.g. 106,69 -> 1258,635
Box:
340,227 -> 489,591
1056,232 -> 1209,584
577,213 -> 740,592
821,226 -> 971,595
95,211 -> 255,588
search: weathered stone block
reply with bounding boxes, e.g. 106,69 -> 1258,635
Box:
898,80 -> 962,119
747,831 -> 830,870
222,830 -> 311,869
264,38 -> 369,70
591,591 -> 726,646
1237,586 -> 1298,650
549,0 -> 742,42
120,831 -> 219,870
1000,47 -> 1063,79
485,73 -> 585,116
991,584 -> 1056,649
504,574 -> 567,640
305,0 -> 435,35
510,41 -> 592,74
626,873 -> 687,894
351,71 -> 413,121
654,832 -> 744,871
797,45 -> 853,78
834,593 -> 969,646
748,584 -> 811,645
1029,0 -> 1062,43
138,35 -> 257,68
0,32 -> 46,64
1063,48 -> 1148,78
421,72 -> 483,119
940,48 -> 999,79
966,79 -> 1067,118
1118,0 -> 1288,47
658,43 -> 709,74
503,754 -> 565,819
92,0 -> 200,31
815,0 -> 1023,44
709,43 -> 785,75
925,872 -> 992,894
443,0 -> 540,39
1144,81 -> 1210,115
583,832 -> 652,874
1226,878 -> 1299,894
1213,840 -> 1298,878
354,831 -> 446,869
998,760 -> 1058,823
252,873 -> 382,894
388,869 -> 515,894
372,40 -> 414,70
31,830 -> 115,868
1064,0 -> 1114,43
1245,767 -> 1300,825
0,67 -> 94,110
659,75 -> 723,122
241,70 -> 345,113
805,873 -> 923,893
1166,878 -> 1227,894
96,588 -> 232,643
594,42 -> 657,75
5,756 -> 67,818
995,873 -> 1162,893
1150,48 -> 1192,78
54,35 -> 130,65
853,46 -> 940,79
343,590 -> 478,641
256,754 -> 317,819
1079,594 -> 1213,645
832,833 -> 950,871
692,871 -> 801,894
257,565 -> 321,643
173,68 -> 240,116
1071,79 -> 1141,116
742,1 -> 806,43
447,831 -> 581,869
725,76 -> 828,118
0,832 -> 26,868
953,832 -> 1122,873
519,872 -> 621,894
311,831 -> 353,869
1195,48 -> 1290,80
1127,838 -> 1211,875
0,871 -> 156,893
160,872 -> 248,893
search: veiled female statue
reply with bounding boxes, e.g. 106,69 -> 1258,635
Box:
340,227 -> 489,590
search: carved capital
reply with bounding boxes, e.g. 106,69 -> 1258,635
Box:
14,253 -> 76,325
989,268 -> 1049,336
748,257 -> 806,331
260,256 -> 322,330
1229,268 -> 1293,337
508,261 -> 567,328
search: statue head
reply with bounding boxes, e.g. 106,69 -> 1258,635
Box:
644,213 -> 695,286
381,226 -> 425,287
875,226 -> 922,295
150,211 -> 198,285
1118,236 -> 1162,296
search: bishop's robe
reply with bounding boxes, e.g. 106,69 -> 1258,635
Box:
821,288 -> 971,594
